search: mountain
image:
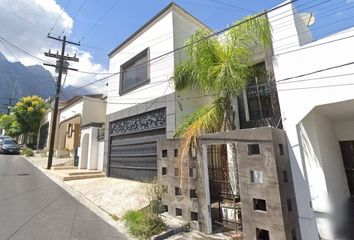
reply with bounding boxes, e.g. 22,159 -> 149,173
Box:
0,52 -> 91,113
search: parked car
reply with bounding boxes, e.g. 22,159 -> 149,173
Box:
0,136 -> 10,144
0,139 -> 20,154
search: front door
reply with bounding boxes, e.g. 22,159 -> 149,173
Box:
339,141 -> 354,195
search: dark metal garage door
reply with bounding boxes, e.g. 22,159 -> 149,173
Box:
108,108 -> 166,181
109,129 -> 165,181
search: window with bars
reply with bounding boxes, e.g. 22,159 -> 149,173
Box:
245,62 -> 272,121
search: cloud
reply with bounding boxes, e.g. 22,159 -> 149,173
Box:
0,0 -> 107,92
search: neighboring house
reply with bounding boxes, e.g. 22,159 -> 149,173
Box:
38,94 -> 106,171
57,94 -> 106,170
105,3 -> 213,181
37,100 -> 66,150
270,1 -> 354,239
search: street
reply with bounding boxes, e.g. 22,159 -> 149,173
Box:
0,154 -> 126,240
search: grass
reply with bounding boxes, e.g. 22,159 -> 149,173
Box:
21,147 -> 34,157
110,214 -> 119,221
123,208 -> 166,240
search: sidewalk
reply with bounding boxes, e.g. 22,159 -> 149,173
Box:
26,154 -> 150,219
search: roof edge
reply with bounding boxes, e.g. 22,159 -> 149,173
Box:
108,2 -> 211,58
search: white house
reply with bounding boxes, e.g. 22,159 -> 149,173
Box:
270,1 -> 354,239
58,94 -> 106,170
37,94 -> 107,171
104,3 -> 213,181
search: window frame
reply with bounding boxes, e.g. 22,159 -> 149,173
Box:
244,61 -> 272,122
119,48 -> 150,95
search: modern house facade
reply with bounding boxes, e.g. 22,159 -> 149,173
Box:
270,1 -> 354,239
104,3 -> 213,181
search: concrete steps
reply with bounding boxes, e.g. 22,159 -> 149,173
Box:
51,166 -> 78,170
68,170 -> 102,176
62,173 -> 105,181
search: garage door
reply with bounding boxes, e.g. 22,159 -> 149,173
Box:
109,129 -> 165,181
108,108 -> 166,181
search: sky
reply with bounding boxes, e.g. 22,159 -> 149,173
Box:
0,0 -> 353,93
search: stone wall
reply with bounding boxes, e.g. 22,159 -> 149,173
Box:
157,127 -> 300,239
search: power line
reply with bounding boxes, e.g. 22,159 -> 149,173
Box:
205,0 -> 255,14
79,0 -> 120,42
67,1 -> 296,92
276,61 -> 354,82
98,61 -> 354,104
61,0 -> 89,36
0,6 -> 52,34
49,0 -> 71,35
0,35 -> 50,64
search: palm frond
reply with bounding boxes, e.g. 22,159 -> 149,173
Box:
174,98 -> 224,138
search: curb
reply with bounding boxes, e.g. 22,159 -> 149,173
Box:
151,226 -> 185,240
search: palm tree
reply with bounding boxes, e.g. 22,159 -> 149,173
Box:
174,15 -> 271,195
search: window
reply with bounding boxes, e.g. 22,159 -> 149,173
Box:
191,212 -> 198,221
174,168 -> 179,177
162,149 -> 167,157
174,149 -> 178,157
163,205 -> 168,212
250,170 -> 263,183
162,185 -> 168,193
287,199 -> 293,212
162,167 -> 167,175
189,168 -> 196,178
256,228 -> 270,240
175,187 -> 181,196
253,198 -> 267,211
245,62 -> 272,121
283,171 -> 288,183
67,123 -> 73,137
279,144 -> 284,155
190,189 -> 197,198
176,208 -> 182,216
248,144 -> 260,155
120,48 -> 149,94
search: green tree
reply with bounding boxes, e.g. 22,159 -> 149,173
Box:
12,95 -> 47,142
174,15 -> 271,194
0,114 -> 21,137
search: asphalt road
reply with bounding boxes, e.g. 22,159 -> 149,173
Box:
0,154 -> 127,240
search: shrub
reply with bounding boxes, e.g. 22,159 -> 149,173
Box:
123,208 -> 166,239
21,147 -> 34,157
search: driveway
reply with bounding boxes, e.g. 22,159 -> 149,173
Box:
0,154 -> 127,240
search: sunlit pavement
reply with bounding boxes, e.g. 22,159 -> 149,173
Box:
0,154 -> 126,240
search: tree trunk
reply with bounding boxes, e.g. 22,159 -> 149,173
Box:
223,96 -> 240,195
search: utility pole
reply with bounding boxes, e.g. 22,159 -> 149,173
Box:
44,35 -> 79,170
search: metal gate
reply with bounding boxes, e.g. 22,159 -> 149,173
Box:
108,108 -> 167,181
109,129 -> 165,181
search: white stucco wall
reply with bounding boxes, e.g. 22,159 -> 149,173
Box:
97,140 -> 104,171
107,5 -> 210,121
82,98 -> 106,125
298,110 -> 350,239
335,121 -> 354,141
270,1 -> 354,239
78,126 -> 100,170
107,10 -> 175,115
59,101 -> 84,123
